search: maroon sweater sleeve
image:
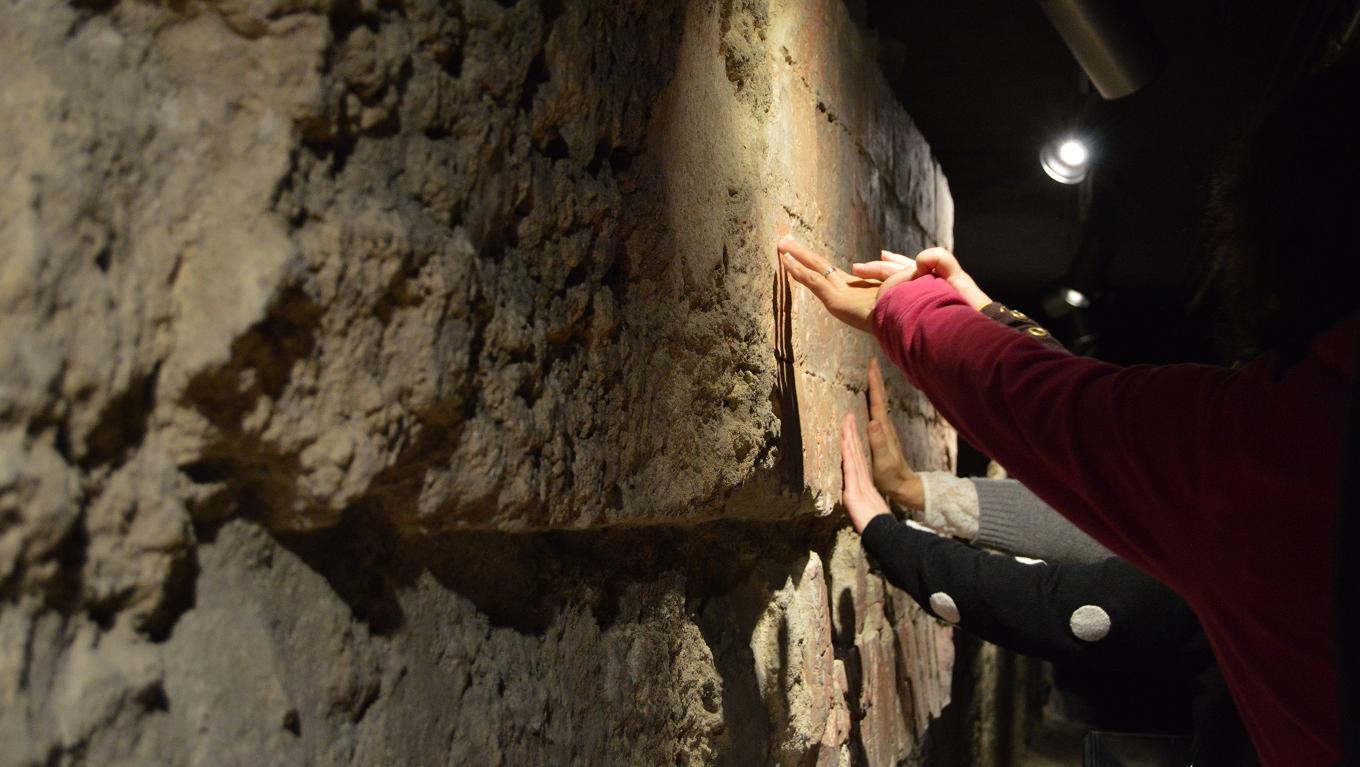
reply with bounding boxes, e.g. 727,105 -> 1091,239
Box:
872,275 -> 1354,765
871,276 -> 1236,589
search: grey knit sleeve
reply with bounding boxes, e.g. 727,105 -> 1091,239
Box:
971,479 -> 1113,564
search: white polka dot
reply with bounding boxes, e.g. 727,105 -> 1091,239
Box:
929,592 -> 960,623
1013,556 -> 1046,566
1069,605 -> 1111,642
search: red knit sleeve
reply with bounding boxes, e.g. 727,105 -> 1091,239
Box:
871,276 -> 1238,592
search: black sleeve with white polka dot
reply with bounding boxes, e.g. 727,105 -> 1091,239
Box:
860,515 -> 1211,671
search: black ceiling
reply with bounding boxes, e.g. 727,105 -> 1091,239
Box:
862,0 -> 1357,363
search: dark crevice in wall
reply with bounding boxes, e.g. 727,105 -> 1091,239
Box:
66,0 -> 116,13
80,363 -> 159,470
64,0 -> 118,39
585,139 -> 612,175
275,501 -> 845,638
540,131 -> 570,160
93,241 -> 112,272
179,286 -> 324,526
135,681 -> 170,712
696,595 -> 772,765
266,503 -> 861,764
143,545 -> 198,642
327,0 -> 380,41
239,288 -> 323,400
772,266 -> 804,491
42,514 -> 89,616
922,631 -> 982,763
835,588 -> 873,766
274,508 -> 410,634
538,0 -> 564,25
519,51 -> 550,113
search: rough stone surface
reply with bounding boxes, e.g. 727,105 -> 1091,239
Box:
0,0 -> 976,763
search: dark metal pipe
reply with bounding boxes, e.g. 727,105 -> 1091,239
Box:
1038,0 -> 1161,99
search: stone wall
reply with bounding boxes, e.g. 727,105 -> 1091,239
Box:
0,0 -> 975,763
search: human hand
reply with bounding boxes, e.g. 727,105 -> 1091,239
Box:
778,235 -> 882,333
879,247 -> 992,310
850,249 -> 916,281
865,357 -> 924,509
840,413 -> 893,534
781,237 -> 994,332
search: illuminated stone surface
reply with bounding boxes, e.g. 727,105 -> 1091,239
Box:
0,0 -> 978,763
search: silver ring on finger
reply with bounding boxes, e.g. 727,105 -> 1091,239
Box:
822,266 -> 836,277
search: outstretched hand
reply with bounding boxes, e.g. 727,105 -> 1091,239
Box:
849,249 -> 916,282
905,248 -> 993,310
840,413 -> 892,533
777,236 -> 883,333
865,358 -> 924,509
778,237 -> 994,334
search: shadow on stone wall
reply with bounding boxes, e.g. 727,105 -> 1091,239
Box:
270,504 -> 852,762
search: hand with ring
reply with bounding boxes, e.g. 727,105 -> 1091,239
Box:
779,237 -> 994,334
776,235 -> 885,333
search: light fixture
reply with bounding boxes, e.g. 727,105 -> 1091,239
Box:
1040,137 -> 1090,184
1040,285 -> 1099,354
1057,140 -> 1088,167
1062,287 -> 1091,308
1043,286 -> 1092,318
1038,0 -> 1160,100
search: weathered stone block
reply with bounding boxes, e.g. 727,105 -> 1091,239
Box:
0,0 -> 971,763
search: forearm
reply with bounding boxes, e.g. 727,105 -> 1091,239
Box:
860,516 -> 1207,669
909,472 -> 1111,564
909,471 -> 979,540
970,298 -> 1114,564
871,276 -> 1232,587
971,478 -> 1113,564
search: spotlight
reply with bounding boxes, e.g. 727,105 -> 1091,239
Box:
1040,286 -> 1100,355
1058,140 -> 1088,167
1043,286 -> 1092,318
1040,137 -> 1090,184
1062,288 -> 1091,309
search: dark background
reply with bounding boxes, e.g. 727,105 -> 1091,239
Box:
854,2 -> 1360,742
861,0 -> 1358,365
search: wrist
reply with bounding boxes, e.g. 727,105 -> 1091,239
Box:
888,475 -> 924,509
949,276 -> 991,310
854,510 -> 893,535
962,286 -> 993,311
